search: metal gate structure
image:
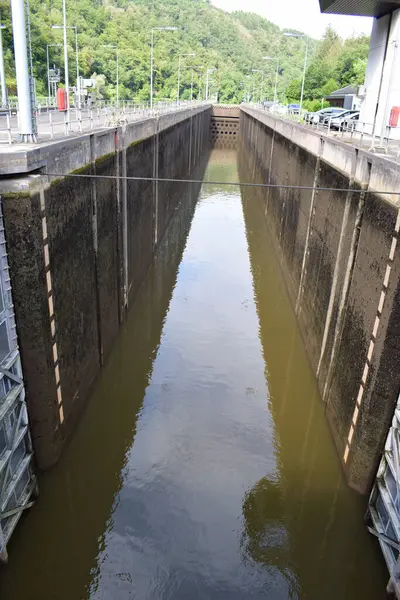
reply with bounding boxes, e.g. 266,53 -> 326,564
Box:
0,201 -> 36,563
367,391 -> 400,596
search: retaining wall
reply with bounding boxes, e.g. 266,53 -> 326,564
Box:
0,106 -> 210,469
240,106 -> 400,493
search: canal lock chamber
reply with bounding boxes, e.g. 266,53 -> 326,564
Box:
0,104 -> 397,596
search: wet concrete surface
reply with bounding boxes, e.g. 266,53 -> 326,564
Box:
0,148 -> 388,599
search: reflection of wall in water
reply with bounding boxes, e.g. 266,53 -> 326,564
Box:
239,109 -> 400,497
238,152 -> 387,599
0,154 -> 209,599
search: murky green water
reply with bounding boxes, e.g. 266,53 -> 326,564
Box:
0,148 -> 387,599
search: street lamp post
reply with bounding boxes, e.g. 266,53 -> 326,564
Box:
205,68 -> 216,101
53,25 -> 81,108
187,65 -> 203,101
73,27 -> 80,108
177,53 -> 195,104
62,0 -> 69,117
252,69 -> 264,104
284,32 -> 308,123
46,43 -> 62,103
263,56 -> 279,104
103,44 -> 119,107
150,26 -> 178,109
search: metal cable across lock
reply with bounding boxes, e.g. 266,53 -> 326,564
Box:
43,172 -> 400,197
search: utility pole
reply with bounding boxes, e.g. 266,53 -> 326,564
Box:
62,0 -> 69,120
177,53 -> 195,104
150,27 -> 177,109
284,32 -> 308,123
10,0 -> 35,140
74,27 -> 80,109
205,68 -> 216,101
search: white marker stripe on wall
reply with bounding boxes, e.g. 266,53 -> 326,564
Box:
343,208 -> 400,464
40,190 -> 64,425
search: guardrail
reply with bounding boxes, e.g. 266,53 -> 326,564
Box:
249,103 -> 400,161
0,100 -> 209,145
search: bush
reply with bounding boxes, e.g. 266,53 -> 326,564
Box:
302,98 -> 330,112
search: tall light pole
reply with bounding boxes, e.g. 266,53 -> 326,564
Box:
252,69 -> 264,104
46,43 -> 62,102
187,65 -> 203,101
62,0 -> 69,117
177,53 -> 195,103
284,32 -> 308,123
150,26 -> 178,109
53,25 -> 80,108
103,44 -> 119,107
263,56 -> 279,104
51,3 -> 70,117
0,19 -> 6,107
205,68 -> 216,101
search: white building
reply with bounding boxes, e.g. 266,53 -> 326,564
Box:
319,0 -> 400,140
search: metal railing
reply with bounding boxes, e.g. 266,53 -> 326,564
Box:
0,100 -> 209,145
250,103 -> 400,161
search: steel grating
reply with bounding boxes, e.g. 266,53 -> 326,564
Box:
0,200 -> 37,564
367,395 -> 400,596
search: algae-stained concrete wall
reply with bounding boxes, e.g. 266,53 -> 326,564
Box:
1,107 -> 211,469
240,107 -> 400,494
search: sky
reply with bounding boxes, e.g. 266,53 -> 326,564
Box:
211,0 -> 373,39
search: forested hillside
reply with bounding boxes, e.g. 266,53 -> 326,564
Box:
0,0 -> 369,105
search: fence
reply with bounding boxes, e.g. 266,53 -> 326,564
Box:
251,103 -> 400,160
0,100 -> 209,144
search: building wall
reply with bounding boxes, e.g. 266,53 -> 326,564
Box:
360,10 -> 400,139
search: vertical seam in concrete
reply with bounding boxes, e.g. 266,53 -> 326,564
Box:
295,139 -> 323,314
121,129 -> 128,310
114,129 -> 123,324
188,112 -> 193,173
317,175 -> 355,377
40,189 -> 64,424
322,186 -> 368,403
90,134 -> 103,367
265,128 -> 275,216
343,205 -> 400,464
153,116 -> 159,247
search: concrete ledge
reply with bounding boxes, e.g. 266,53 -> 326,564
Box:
0,105 -> 212,176
241,106 -> 400,206
240,108 -> 400,494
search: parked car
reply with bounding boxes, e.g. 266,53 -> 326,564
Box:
270,103 -> 288,115
328,111 -> 360,131
288,103 -> 300,115
307,107 -> 346,124
323,109 -> 359,128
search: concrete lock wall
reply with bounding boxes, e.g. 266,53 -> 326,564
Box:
0,106 -> 211,469
240,106 -> 400,494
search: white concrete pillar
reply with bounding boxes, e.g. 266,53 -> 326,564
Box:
10,0 -> 35,141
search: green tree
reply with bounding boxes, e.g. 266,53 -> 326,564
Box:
0,0 -> 369,106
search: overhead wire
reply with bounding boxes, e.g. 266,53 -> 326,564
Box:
43,172 -> 400,196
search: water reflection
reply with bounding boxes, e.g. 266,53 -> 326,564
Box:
0,161 -> 207,600
0,148 -> 388,600
239,149 -> 387,599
